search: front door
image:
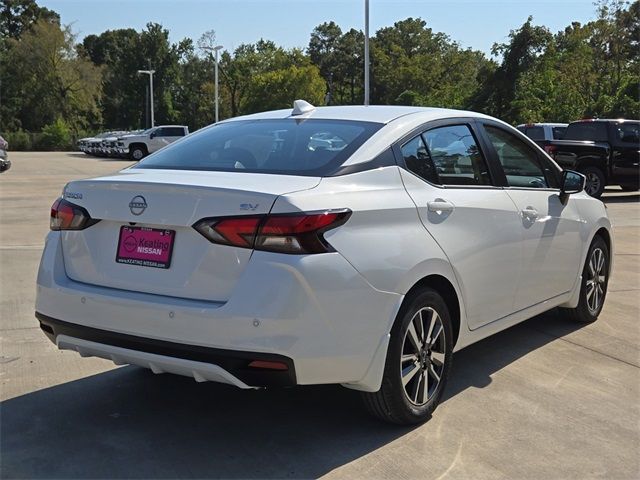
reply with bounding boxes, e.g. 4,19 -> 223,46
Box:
479,123 -> 584,310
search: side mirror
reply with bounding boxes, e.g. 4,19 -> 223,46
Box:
149,131 -> 156,139
560,170 -> 585,201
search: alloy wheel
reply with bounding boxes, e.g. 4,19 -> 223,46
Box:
132,149 -> 144,160
585,172 -> 601,196
400,307 -> 446,406
586,247 -> 606,314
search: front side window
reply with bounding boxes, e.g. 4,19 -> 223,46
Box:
401,135 -> 439,184
615,123 -> 639,144
485,125 -> 549,189
134,119 -> 382,175
422,125 -> 492,186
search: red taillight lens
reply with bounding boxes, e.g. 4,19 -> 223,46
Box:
194,216 -> 262,248
193,210 -> 351,254
256,211 -> 349,253
50,197 -> 99,231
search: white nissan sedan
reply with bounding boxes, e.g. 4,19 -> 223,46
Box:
36,102 -> 612,424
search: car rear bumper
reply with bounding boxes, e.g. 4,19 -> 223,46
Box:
37,313 -> 296,387
36,231 -> 402,390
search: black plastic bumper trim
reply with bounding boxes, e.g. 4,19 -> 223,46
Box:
36,312 -> 296,387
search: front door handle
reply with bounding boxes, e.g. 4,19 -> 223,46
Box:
521,207 -> 539,220
427,199 -> 455,213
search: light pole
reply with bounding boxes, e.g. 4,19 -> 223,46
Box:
137,70 -> 155,127
213,45 -> 223,123
200,45 -> 224,123
364,0 -> 370,106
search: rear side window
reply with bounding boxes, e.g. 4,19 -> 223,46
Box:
524,126 -> 544,140
135,119 -> 382,176
564,122 -> 608,142
422,125 -> 492,186
552,126 -> 566,139
615,123 -> 639,144
485,126 -> 550,189
401,135 -> 439,184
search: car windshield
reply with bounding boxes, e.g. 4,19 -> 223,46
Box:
134,119 -> 382,176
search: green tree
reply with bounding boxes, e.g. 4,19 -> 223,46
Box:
504,1 -> 639,123
482,17 -> 553,120
81,28 -> 144,128
81,22 -> 185,129
219,40 -> 325,116
0,0 -> 59,39
370,18 -> 491,109
2,20 -> 102,132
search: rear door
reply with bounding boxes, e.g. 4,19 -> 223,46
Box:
477,121 -> 583,310
609,121 -> 640,185
396,119 -> 523,330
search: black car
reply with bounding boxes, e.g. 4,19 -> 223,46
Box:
545,119 -> 639,198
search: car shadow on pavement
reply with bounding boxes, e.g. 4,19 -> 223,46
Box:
65,153 -> 132,162
1,310 -> 584,479
601,194 -> 639,203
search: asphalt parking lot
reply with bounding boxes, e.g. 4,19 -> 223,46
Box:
1,152 -> 638,479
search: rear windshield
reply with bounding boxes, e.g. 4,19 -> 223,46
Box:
564,122 -> 608,142
134,119 -> 382,176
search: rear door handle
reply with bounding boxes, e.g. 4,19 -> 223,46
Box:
521,207 -> 539,220
427,199 -> 455,213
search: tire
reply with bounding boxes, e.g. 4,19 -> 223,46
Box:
620,185 -> 639,192
362,288 -> 453,425
130,145 -> 147,161
580,167 -> 606,198
561,235 -> 610,323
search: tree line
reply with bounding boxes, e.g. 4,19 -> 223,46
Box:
0,0 -> 637,149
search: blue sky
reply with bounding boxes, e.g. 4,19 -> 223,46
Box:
40,0 -> 599,57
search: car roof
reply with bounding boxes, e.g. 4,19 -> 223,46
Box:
517,123 -> 568,127
222,105 -> 493,125
569,119 -> 640,124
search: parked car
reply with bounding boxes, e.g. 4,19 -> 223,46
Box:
0,135 -> 10,173
83,132 -> 115,156
78,131 -> 131,156
116,125 -> 189,160
99,131 -> 128,157
77,136 -> 93,154
37,102 -> 612,424
545,119 -> 640,197
517,122 -> 568,147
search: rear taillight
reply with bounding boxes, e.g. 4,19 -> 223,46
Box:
193,210 -> 351,254
50,198 -> 100,231
544,145 -> 557,157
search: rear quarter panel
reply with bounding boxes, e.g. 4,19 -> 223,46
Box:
272,166 -> 467,334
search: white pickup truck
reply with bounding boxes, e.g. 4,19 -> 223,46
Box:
516,122 -> 567,147
117,125 -> 189,160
